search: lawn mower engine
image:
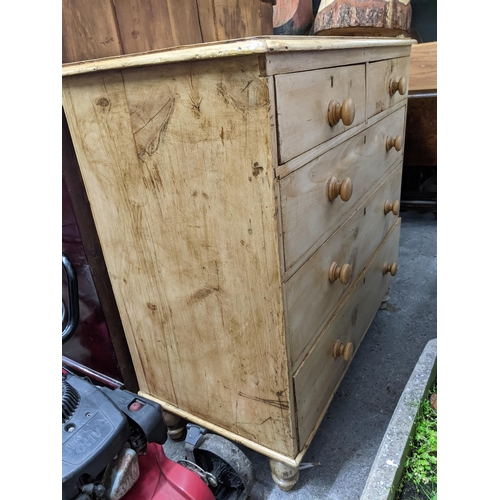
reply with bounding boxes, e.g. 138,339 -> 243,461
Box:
63,369 -> 158,499
62,254 -> 255,500
62,369 -> 222,500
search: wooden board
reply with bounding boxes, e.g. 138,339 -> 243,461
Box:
113,0 -> 203,54
62,0 -> 123,63
409,41 -> 437,92
62,56 -> 296,457
199,0 -> 274,41
63,0 -> 273,63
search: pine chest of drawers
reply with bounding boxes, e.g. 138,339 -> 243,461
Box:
62,36 -> 413,490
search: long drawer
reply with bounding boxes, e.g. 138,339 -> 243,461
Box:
366,56 -> 410,119
280,106 -> 406,273
294,217 -> 401,448
286,162 -> 402,368
275,64 -> 366,164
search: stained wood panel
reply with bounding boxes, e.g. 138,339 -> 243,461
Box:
409,42 -> 437,92
113,0 -> 203,54
62,0 -> 123,63
199,0 -> 274,41
63,0 -> 273,63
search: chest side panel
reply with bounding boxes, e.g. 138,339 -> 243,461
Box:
62,56 -> 295,457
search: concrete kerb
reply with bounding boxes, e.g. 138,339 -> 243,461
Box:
360,338 -> 437,500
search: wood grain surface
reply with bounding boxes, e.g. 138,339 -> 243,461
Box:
63,0 -> 274,63
62,56 -> 295,457
409,42 -> 437,92
286,163 -> 403,369
62,39 -> 411,467
280,106 -> 406,274
275,64 -> 366,163
366,56 -> 410,118
294,217 -> 401,447
62,0 -> 123,63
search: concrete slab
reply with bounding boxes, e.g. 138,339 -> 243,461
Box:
360,338 -> 437,500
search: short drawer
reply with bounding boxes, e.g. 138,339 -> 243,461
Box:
294,218 -> 401,448
286,163 -> 402,368
366,57 -> 410,119
280,106 -> 406,273
275,64 -> 366,164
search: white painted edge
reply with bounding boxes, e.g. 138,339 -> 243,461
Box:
360,338 -> 437,500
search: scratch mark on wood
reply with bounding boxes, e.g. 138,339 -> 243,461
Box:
240,80 -> 253,93
189,65 -> 203,117
238,392 -> 289,410
188,286 -> 220,305
216,81 -> 268,113
132,98 -> 176,160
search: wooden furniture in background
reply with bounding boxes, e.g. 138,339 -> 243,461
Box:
62,35 -> 413,490
313,0 -> 412,36
402,41 -> 437,210
408,40 -> 437,92
62,0 -> 274,63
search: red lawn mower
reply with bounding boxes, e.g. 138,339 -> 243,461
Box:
62,253 -> 255,500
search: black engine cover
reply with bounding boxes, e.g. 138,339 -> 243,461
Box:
62,373 -> 129,500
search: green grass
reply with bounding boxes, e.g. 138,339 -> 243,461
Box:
396,379 -> 437,500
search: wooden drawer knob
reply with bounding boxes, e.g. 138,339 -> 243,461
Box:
389,76 -> 407,96
327,176 -> 353,202
328,98 -> 355,127
386,135 -> 403,152
333,340 -> 354,361
384,200 -> 400,216
382,261 -> 398,276
328,262 -> 352,285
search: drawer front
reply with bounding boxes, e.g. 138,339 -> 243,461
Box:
294,218 -> 401,449
286,163 -> 402,368
281,106 -> 406,273
366,57 -> 410,119
275,64 -> 366,164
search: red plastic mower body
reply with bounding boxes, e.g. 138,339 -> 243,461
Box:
122,443 -> 216,500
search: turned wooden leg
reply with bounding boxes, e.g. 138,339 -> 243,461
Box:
269,458 -> 300,492
162,411 -> 186,441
